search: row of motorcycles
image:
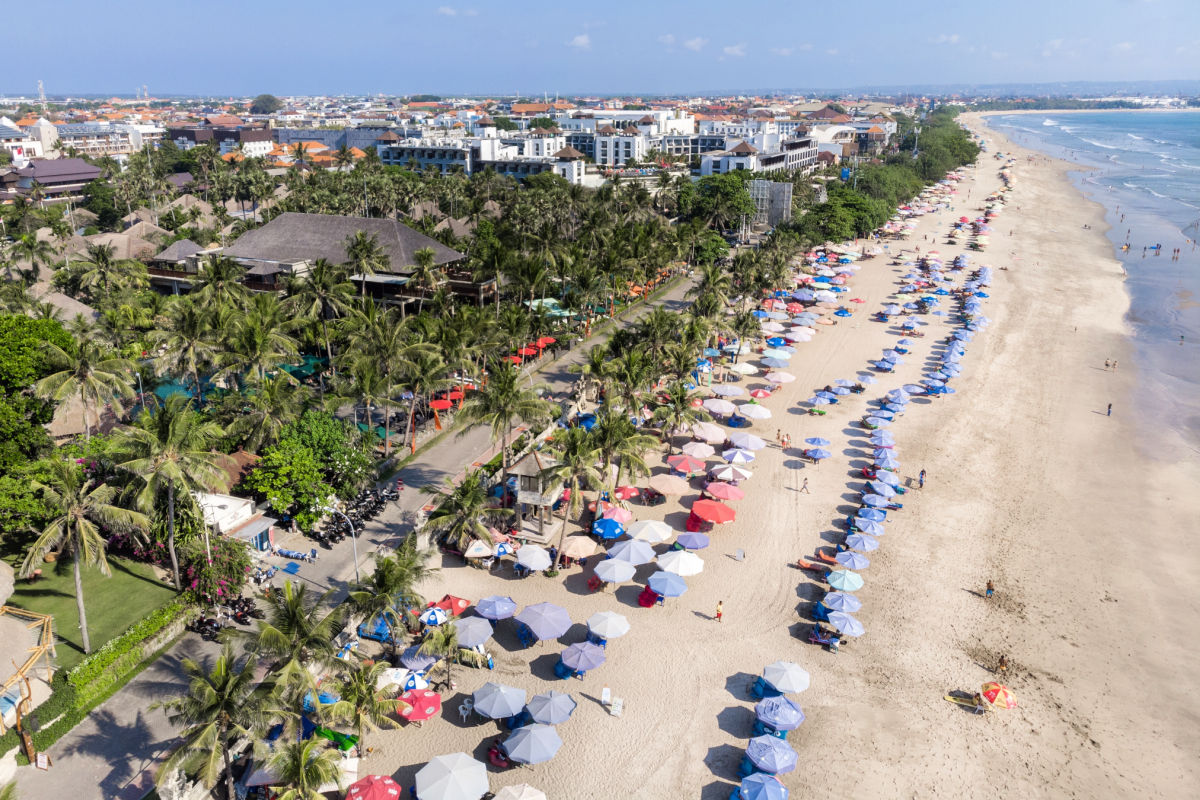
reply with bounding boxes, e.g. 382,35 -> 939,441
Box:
186,596 -> 265,641
311,487 -> 398,548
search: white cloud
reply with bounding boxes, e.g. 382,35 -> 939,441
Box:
931,33 -> 960,45
825,48 -> 839,56
723,43 -> 746,57
1113,41 -> 1134,52
1042,38 -> 1064,58
770,47 -> 794,57
437,6 -> 456,15
684,37 -> 708,52
568,33 -> 591,49
658,34 -> 675,45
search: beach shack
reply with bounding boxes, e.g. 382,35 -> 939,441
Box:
508,451 -> 565,545
196,492 -> 277,552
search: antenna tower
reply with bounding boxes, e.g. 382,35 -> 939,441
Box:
37,80 -> 46,111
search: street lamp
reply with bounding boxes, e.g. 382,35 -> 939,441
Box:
326,503 -> 360,584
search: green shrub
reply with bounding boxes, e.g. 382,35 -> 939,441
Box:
67,598 -> 189,704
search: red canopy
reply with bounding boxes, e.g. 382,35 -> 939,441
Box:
517,347 -> 538,356
704,482 -> 745,501
691,499 -> 736,524
667,454 -> 706,474
613,485 -> 640,500
429,399 -> 453,410
447,390 -> 465,400
506,356 -> 521,364
346,775 -> 403,800
398,690 -> 441,722
536,336 -> 557,346
433,594 -> 471,616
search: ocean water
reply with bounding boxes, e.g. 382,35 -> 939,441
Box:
985,111 -> 1200,452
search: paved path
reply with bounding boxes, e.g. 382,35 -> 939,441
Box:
13,276 -> 696,800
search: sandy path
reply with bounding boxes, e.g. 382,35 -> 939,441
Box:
358,118 -> 1199,800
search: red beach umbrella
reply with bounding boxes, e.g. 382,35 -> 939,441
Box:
667,454 -> 706,475
398,690 -> 441,722
517,347 -> 537,356
537,336 -> 557,346
506,355 -> 521,364
429,399 -> 453,410
613,485 -> 640,500
704,482 -> 745,501
346,775 -> 403,800
691,499 -> 736,524
749,389 -> 772,399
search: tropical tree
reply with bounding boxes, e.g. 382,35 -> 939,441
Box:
652,381 -> 711,453
348,538 -> 437,657
417,623 -> 460,690
224,376 -> 313,453
148,297 -> 221,401
19,458 -> 150,653
218,294 -> 300,384
455,359 -> 553,482
268,739 -> 342,800
322,659 -> 400,752
422,472 -> 511,551
282,259 -> 354,374
194,255 -> 248,308
34,340 -> 135,441
591,409 -> 658,491
77,242 -> 147,300
409,246 -> 441,314
344,231 -> 387,299
540,426 -> 603,569
111,395 -> 233,590
155,645 -> 285,800
248,580 -> 344,684
570,344 -> 611,403
396,351 -> 452,454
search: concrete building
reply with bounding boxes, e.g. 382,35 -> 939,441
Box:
54,121 -> 163,156
377,135 -> 586,184
169,126 -> 273,158
699,135 -> 817,176
594,126 -> 648,166
748,179 -> 794,227
13,158 -> 102,202
0,120 -> 42,163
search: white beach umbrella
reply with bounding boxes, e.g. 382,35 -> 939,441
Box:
691,421 -> 726,442
764,372 -> 796,384
737,404 -> 772,420
711,385 -> 745,397
703,398 -> 737,414
711,464 -> 753,482
587,611 -> 631,640
681,441 -> 715,459
414,753 -> 489,800
657,549 -> 704,577
516,546 -> 552,571
728,363 -> 758,375
628,520 -> 674,544
728,432 -> 767,451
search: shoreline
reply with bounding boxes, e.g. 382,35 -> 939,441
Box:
973,107 -> 1200,117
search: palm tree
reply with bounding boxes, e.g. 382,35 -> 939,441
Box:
268,739 -> 341,800
540,426 -> 603,569
608,348 -> 655,415
194,255 -> 248,308
219,294 -> 300,384
344,231 -> 388,299
409,246 -> 441,314
333,145 -> 355,171
281,259 -> 354,375
417,624 -> 460,690
570,344 -> 611,403
149,297 -> 221,401
322,659 -> 399,752
19,458 -> 150,653
422,472 -> 511,551
35,341 -> 136,441
248,580 -> 344,682
155,645 -> 285,800
225,376 -> 313,453
348,538 -> 437,657
591,410 -> 658,491
111,395 -> 233,591
397,351 -> 453,454
652,381 -> 712,453
10,232 -> 55,283
77,242 -> 147,300
456,359 -> 553,482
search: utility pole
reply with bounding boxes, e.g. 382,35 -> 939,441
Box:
37,80 -> 46,113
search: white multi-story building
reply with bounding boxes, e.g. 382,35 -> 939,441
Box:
54,121 -> 164,156
593,126 -> 648,166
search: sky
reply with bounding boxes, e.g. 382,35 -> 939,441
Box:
5,0 -> 1200,97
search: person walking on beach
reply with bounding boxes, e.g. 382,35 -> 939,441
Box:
715,601 -> 724,623
1104,359 -> 1111,371
800,477 -> 809,494
1107,403 -> 1112,417
919,469 -> 927,490
1112,360 -> 1118,372
985,580 -> 995,599
997,654 -> 1009,675
776,429 -> 782,446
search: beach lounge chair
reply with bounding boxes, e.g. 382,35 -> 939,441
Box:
601,687 -> 612,707
808,626 -> 840,653
281,562 -> 300,576
794,558 -> 824,573
816,550 -> 838,565
752,719 -> 788,740
608,697 -> 623,717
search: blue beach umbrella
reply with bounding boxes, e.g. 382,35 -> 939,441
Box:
761,348 -> 791,360
676,531 -> 710,550
476,595 -> 517,620
827,570 -> 865,592
703,347 -> 721,357
862,494 -> 891,509
808,449 -> 831,460
746,735 -> 798,774
863,417 -> 891,428
815,391 -> 838,401
872,409 -> 895,420
868,481 -> 896,497
752,310 -> 769,319
453,616 -> 494,648
874,454 -> 900,470
755,696 -> 806,731
593,558 -> 636,583
765,337 -> 786,347
504,723 -> 562,765
514,603 -> 572,641
762,357 -> 790,369
857,507 -> 887,523
831,386 -> 850,395
827,611 -> 865,637
834,379 -> 855,387
804,437 -> 830,446
648,570 -> 688,597
560,642 -> 606,672
857,374 -> 877,384
592,518 -> 626,540
836,551 -> 871,570
854,519 -> 886,536
822,591 -> 863,612
883,402 -> 906,413
834,309 -> 852,317
526,690 -> 577,725
609,539 -> 655,565
809,396 -> 832,406
400,645 -> 439,672
869,430 -> 895,445
844,533 -> 879,552
902,384 -> 926,395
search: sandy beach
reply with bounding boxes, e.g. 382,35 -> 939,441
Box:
357,115 -> 1200,799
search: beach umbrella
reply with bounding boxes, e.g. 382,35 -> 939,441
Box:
516,545 -> 552,571
347,775 -> 404,800
761,348 -> 791,360
749,388 -> 773,399
761,357 -> 790,369
869,432 -> 895,446
755,695 -> 806,731
830,386 -> 850,395
613,485 -> 640,500
765,337 -> 786,347
526,691 -> 577,725
729,432 -> 767,451
711,465 -> 753,482
764,372 -> 795,384
591,518 -> 625,540
844,532 -> 880,551
857,506 -> 887,521
560,642 -> 606,672
886,389 -> 910,403
601,505 -> 633,523
492,542 -> 515,557
828,611 -> 865,637
762,661 -> 811,693
809,396 -> 831,406
648,570 -> 688,597
738,774 -> 789,800
692,499 -> 736,524
723,447 -> 756,464
827,570 -> 864,592
493,786 -> 547,800
805,437 -> 830,446
691,421 -> 726,442
475,596 -> 517,621
593,558 -> 636,584
704,481 -> 745,501
746,735 -> 798,774
872,469 -> 900,486
807,449 -> 832,461
981,682 -> 1018,710
729,362 -> 758,375
398,689 -> 442,723
902,384 -> 926,395
473,683 -> 528,719
514,603 -> 571,642
648,474 -> 690,495
822,591 -> 863,613
760,322 -> 786,333
858,374 -> 877,384
414,754 -> 487,800
836,551 -> 871,570
376,668 -> 429,693
712,385 -> 745,397
657,549 -> 705,576
400,646 -> 440,672
453,617 -> 494,649
702,398 -> 737,415
676,531 -> 710,550
703,347 -> 722,357
559,536 -> 597,560
587,610 -> 631,640
628,520 -> 674,544
874,453 -> 900,469
609,539 -> 656,566
738,404 -> 773,420
419,607 -> 449,626
667,454 -> 707,474
815,391 -> 838,402
861,494 -> 891,509
868,481 -> 896,498
504,724 -> 563,766
872,409 -> 895,420
882,402 -> 906,413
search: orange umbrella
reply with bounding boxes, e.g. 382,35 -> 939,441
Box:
980,682 -> 1017,710
517,347 -> 537,356
691,499 -> 736,524
429,399 -> 452,430
398,690 -> 441,722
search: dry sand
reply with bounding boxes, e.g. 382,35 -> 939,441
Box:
359,115 -> 1200,799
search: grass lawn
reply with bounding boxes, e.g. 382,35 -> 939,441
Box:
3,553 -> 177,670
